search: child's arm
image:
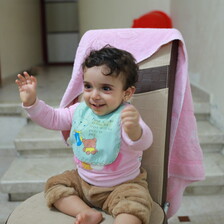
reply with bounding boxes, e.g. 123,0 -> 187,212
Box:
121,105 -> 142,141
15,72 -> 37,107
15,72 -> 75,131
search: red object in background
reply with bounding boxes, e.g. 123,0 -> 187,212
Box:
132,10 -> 172,28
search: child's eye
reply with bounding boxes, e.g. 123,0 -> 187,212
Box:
102,86 -> 112,91
84,84 -> 92,90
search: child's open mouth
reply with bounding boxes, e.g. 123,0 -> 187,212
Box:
90,103 -> 105,109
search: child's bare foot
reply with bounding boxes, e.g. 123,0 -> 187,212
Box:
75,208 -> 103,224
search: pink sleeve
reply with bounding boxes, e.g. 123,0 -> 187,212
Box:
23,98 -> 78,131
122,117 -> 153,151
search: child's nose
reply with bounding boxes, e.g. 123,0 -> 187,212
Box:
92,89 -> 101,99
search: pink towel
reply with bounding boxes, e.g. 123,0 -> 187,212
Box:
60,28 -> 205,218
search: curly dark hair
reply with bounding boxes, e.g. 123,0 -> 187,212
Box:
82,46 -> 139,90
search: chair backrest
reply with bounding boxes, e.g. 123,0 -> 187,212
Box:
131,40 -> 178,207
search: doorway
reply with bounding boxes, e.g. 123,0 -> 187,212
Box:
40,0 -> 79,65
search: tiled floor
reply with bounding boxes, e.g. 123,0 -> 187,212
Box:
169,194 -> 224,224
0,66 -> 224,224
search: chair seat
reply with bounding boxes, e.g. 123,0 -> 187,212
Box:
6,192 -> 165,224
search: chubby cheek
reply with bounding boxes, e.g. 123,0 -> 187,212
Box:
82,92 -> 90,103
104,95 -> 120,105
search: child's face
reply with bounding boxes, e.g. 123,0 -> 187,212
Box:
83,65 -> 131,116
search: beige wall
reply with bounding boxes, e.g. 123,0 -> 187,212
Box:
79,0 -> 224,129
78,0 -> 170,36
0,0 -> 43,82
171,0 -> 224,130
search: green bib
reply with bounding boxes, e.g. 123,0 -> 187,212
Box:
70,102 -> 124,166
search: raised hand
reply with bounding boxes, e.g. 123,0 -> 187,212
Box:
121,105 -> 142,141
15,71 -> 37,107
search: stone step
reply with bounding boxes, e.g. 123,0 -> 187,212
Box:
1,152 -> 223,202
191,84 -> 211,121
193,101 -> 210,121
0,103 -> 22,116
0,157 -> 75,201
185,152 -> 224,195
14,122 -> 72,157
0,116 -> 27,150
0,192 -> 21,224
15,120 -> 223,156
197,121 -> 224,152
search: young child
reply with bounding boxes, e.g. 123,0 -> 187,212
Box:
16,47 -> 153,224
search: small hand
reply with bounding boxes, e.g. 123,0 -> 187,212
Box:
121,105 -> 142,141
15,71 -> 37,106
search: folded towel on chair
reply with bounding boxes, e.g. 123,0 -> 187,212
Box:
59,28 -> 205,218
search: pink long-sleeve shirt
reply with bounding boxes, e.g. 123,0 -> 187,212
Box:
24,99 -> 153,187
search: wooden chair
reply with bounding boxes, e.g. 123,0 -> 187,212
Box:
6,35 -> 178,224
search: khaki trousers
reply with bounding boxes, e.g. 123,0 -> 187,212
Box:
45,168 -> 153,224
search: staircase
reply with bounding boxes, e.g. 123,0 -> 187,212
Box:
0,66 -> 75,202
0,111 -> 75,201
0,75 -> 224,217
185,85 -> 224,195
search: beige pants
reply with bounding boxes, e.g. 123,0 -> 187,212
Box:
45,168 -> 153,224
